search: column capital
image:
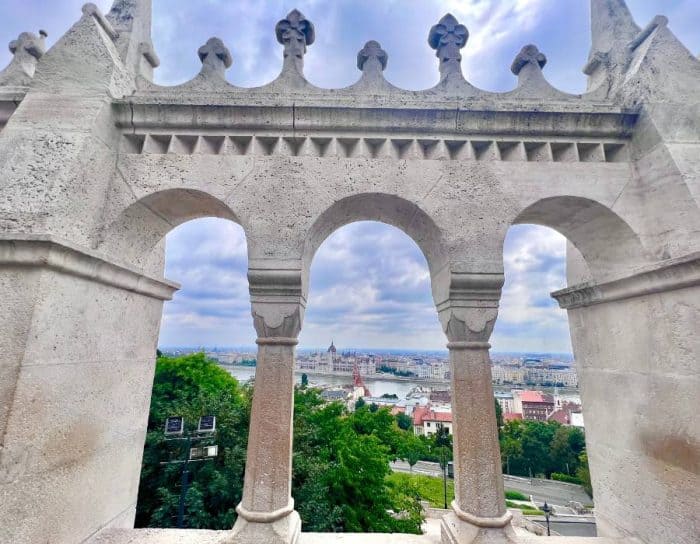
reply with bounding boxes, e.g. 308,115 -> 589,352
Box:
436,270 -> 503,344
248,265 -> 305,339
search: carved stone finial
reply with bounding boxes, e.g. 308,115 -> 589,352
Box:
0,30 -> 47,86
511,44 -> 547,75
198,37 -> 232,77
8,30 -> 47,60
275,9 -> 315,60
357,40 -> 388,72
428,13 -> 468,79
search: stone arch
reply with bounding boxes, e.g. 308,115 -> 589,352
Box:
512,196 -> 652,282
301,193 -> 450,302
98,188 -> 244,275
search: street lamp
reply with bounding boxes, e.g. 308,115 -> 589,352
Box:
161,415 -> 218,528
440,447 -> 448,509
435,424 -> 451,510
542,501 -> 552,536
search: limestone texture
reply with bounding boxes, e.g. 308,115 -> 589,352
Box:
0,1 -> 698,543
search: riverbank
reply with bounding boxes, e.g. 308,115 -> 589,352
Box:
220,364 -> 581,402
220,363 -> 450,386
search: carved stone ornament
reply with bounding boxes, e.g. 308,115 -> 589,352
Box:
0,30 -> 47,86
428,14 -> 468,77
443,310 -> 498,344
511,44 -> 547,75
9,30 -> 47,61
252,306 -> 303,340
198,37 -> 233,72
357,40 -> 388,71
275,9 -> 315,59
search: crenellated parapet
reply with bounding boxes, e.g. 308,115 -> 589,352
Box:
134,9 -> 584,101
1,1 -> 695,110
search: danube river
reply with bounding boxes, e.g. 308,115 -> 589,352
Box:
223,366 -> 581,403
225,366 -> 420,397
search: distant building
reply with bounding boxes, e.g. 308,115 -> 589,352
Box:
547,401 -> 585,427
570,411 -> 585,429
519,391 -> 555,421
491,364 -> 525,385
494,391 -> 514,414
525,366 -> 578,388
321,389 -> 348,403
429,390 -> 451,404
413,404 -> 453,437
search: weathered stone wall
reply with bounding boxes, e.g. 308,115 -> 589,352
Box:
566,280 -> 699,544
0,238 -> 176,543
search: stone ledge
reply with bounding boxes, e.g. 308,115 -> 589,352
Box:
552,252 -> 700,309
116,102 -> 637,140
0,234 -> 180,301
88,527 -> 639,544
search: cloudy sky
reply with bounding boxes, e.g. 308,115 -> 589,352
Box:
2,1 -> 698,353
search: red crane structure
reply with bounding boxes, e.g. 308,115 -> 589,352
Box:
352,361 -> 371,397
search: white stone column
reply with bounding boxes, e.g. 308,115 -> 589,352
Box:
227,266 -> 304,544
438,273 -> 516,544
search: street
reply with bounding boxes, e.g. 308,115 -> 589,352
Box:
390,460 -> 592,507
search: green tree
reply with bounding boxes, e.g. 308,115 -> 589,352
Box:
395,412 -> 413,431
398,434 -> 425,472
499,420 -> 588,480
137,356 -> 423,533
350,404 -> 405,456
568,427 -> 586,457
301,373 -> 309,387
576,452 -> 593,498
135,353 -> 250,529
355,397 -> 366,410
499,420 -> 555,477
549,425 -> 586,475
500,435 -> 523,476
494,398 -> 504,429
292,389 -> 423,533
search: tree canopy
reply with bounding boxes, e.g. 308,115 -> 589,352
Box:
135,353 -> 250,529
293,389 -> 423,533
136,354 -> 424,533
499,419 -> 586,480
136,354 -> 591,529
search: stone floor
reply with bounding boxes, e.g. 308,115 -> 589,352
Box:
89,521 -> 639,544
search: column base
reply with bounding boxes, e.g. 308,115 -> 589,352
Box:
441,512 -> 518,544
224,509 -> 301,544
